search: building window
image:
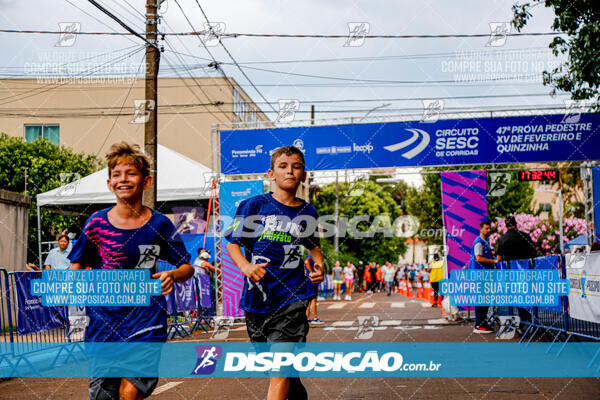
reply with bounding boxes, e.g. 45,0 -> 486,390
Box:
24,124 -> 59,145
538,203 -> 552,212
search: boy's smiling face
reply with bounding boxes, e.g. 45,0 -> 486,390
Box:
107,160 -> 152,202
268,152 -> 306,191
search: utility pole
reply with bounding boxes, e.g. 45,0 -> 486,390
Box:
311,104 -> 315,125
144,0 -> 160,209
24,167 -> 28,195
334,170 -> 339,258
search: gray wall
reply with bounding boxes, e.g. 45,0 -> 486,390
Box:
0,189 -> 30,272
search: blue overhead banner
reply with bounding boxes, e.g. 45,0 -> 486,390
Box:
220,113 -> 600,175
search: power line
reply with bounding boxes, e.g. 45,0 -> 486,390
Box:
160,9 -> 230,123
185,47 -> 554,65
171,0 -> 237,96
0,29 -> 564,39
222,32 -> 564,39
0,103 -> 573,118
95,51 -> 146,156
63,0 -> 140,47
0,46 -> 145,106
216,63 -> 541,84
0,91 -> 567,111
0,77 -> 550,89
86,0 -> 158,48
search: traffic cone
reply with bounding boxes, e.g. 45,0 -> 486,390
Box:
429,284 -> 436,305
424,281 -> 432,300
415,281 -> 422,299
405,280 -> 414,298
398,279 -> 406,295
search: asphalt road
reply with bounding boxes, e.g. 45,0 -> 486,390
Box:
1,292 -> 599,399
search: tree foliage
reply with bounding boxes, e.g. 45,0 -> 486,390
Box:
513,0 -> 600,103
405,167 -> 534,245
313,179 -> 407,265
0,134 -> 102,262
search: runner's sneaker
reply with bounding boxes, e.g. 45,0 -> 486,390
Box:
473,326 -> 493,334
312,318 -> 324,324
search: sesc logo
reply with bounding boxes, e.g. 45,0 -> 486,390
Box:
383,129 -> 430,159
192,345 -> 222,375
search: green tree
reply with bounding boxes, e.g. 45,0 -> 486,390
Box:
0,134 -> 102,263
314,179 -> 406,265
405,173 -> 442,245
513,0 -> 600,103
487,171 -> 534,220
404,167 -> 534,245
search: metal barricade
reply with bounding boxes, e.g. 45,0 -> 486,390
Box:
4,271 -> 82,375
0,268 -> 17,375
157,261 -> 214,339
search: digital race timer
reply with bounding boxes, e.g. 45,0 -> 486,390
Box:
517,169 -> 560,182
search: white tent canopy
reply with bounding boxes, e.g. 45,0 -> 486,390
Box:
37,145 -> 213,207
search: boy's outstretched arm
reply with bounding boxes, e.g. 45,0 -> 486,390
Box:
227,242 -> 266,282
153,264 -> 194,295
307,246 -> 324,284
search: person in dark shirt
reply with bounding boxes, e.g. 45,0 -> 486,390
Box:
356,261 -> 365,292
497,216 -> 537,261
497,215 -> 538,332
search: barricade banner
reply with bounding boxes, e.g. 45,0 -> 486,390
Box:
593,167 -> 600,242
220,180 -> 264,317
318,275 -> 333,292
175,278 -> 196,312
567,252 -> 600,323
199,274 -> 212,308
165,279 -> 196,314
534,255 -> 563,312
67,305 -> 88,337
13,272 -> 64,334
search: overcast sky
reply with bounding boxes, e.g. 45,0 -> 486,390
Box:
0,1 -> 569,186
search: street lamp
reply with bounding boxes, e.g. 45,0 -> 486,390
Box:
535,188 -> 564,253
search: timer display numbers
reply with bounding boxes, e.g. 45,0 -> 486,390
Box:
517,169 -> 559,182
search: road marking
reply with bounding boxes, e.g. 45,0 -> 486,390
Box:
331,320 -> 354,327
359,302 -> 375,309
380,320 -> 402,326
423,325 -> 441,330
327,303 -> 346,309
421,302 -> 432,308
390,302 -> 405,308
324,326 -> 387,331
152,382 -> 182,395
427,318 -> 448,324
394,326 -> 421,330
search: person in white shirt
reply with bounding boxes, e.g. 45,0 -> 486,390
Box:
193,248 -> 215,276
44,235 -> 72,270
343,261 -> 356,300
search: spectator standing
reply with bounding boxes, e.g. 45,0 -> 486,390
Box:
382,263 -> 396,296
429,254 -> 444,307
44,235 -> 72,270
343,261 -> 356,300
469,220 -> 497,333
496,215 -> 537,331
356,261 -> 365,292
305,257 -> 323,323
332,260 -> 343,300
